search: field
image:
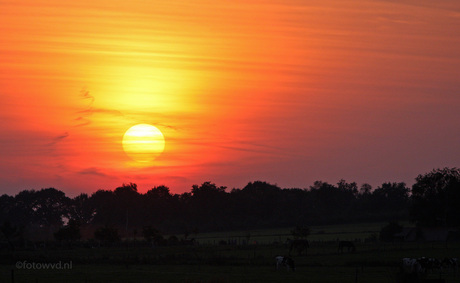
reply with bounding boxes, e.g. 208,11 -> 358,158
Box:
1,222 -> 459,283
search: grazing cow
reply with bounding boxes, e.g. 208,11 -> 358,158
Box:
286,239 -> 309,256
275,256 -> 296,271
338,241 -> 355,253
402,258 -> 423,275
441,257 -> 458,273
417,257 -> 441,274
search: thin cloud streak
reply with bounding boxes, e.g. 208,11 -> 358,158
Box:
78,167 -> 109,177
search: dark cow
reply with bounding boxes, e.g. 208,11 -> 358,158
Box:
286,239 -> 309,256
417,257 -> 441,273
441,257 -> 458,273
275,256 -> 296,271
401,257 -> 451,279
338,241 -> 355,253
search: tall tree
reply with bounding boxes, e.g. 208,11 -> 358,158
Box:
32,188 -> 70,228
372,182 -> 409,219
189,182 -> 228,231
0,221 -> 22,250
54,219 -> 81,242
114,183 -> 141,232
309,181 -> 357,223
89,189 -> 116,226
94,225 -> 120,245
410,167 -> 460,227
11,190 -> 37,227
69,193 -> 95,225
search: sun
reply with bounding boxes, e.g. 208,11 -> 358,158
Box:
122,124 -> 165,163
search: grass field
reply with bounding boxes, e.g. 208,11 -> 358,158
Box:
1,222 -> 459,283
193,221 -> 392,244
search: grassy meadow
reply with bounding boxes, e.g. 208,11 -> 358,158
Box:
1,222 -> 459,282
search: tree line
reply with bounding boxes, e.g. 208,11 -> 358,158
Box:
1,167 -> 459,244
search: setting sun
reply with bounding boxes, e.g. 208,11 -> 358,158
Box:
122,124 -> 165,163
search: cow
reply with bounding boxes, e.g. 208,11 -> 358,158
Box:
338,241 -> 355,253
417,257 -> 441,274
441,257 -> 458,273
286,239 -> 309,256
275,256 -> 296,271
402,258 -> 423,275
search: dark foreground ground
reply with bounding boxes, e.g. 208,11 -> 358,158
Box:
1,225 -> 459,282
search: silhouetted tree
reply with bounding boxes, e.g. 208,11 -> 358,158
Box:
191,181 -> 226,197
142,225 -> 163,245
359,183 -> 372,196
0,195 -> 14,223
309,181 -> 355,223
114,183 -> 141,233
146,185 -> 172,199
9,188 -> 70,240
94,225 -> 120,245
89,189 -> 116,225
410,167 -> 460,227
54,219 -> 81,242
33,188 -> 70,228
235,181 -> 282,228
278,188 -> 310,226
354,183 -> 375,221
11,190 -> 38,228
371,182 -> 409,220
188,182 -> 229,231
4,172 -> 441,238
337,179 -> 358,196
69,193 -> 95,225
0,221 -> 22,250
143,186 -> 182,233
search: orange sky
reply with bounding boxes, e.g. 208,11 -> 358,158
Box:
1,0 -> 460,196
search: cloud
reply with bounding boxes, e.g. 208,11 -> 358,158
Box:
74,87 -> 123,127
80,88 -> 94,105
74,116 -> 91,127
54,132 -> 69,141
79,167 -> 108,177
78,108 -> 123,116
47,132 -> 69,146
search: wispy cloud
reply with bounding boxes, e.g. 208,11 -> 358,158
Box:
80,87 -> 94,105
54,132 -> 69,141
47,132 -> 69,146
78,108 -> 123,116
74,87 -> 123,127
79,167 -> 108,177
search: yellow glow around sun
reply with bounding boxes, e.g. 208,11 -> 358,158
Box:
122,124 -> 165,163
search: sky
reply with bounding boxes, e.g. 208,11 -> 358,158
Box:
1,0 -> 459,196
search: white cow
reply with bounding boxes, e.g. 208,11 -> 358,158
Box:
402,258 -> 423,275
275,256 -> 296,271
417,257 -> 441,273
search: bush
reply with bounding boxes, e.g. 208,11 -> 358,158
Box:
94,226 -> 120,245
54,219 -> 81,242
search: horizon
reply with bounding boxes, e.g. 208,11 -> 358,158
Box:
1,0 -> 459,197
0,171 -> 433,198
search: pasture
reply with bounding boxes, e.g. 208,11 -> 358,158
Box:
1,222 -> 459,282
